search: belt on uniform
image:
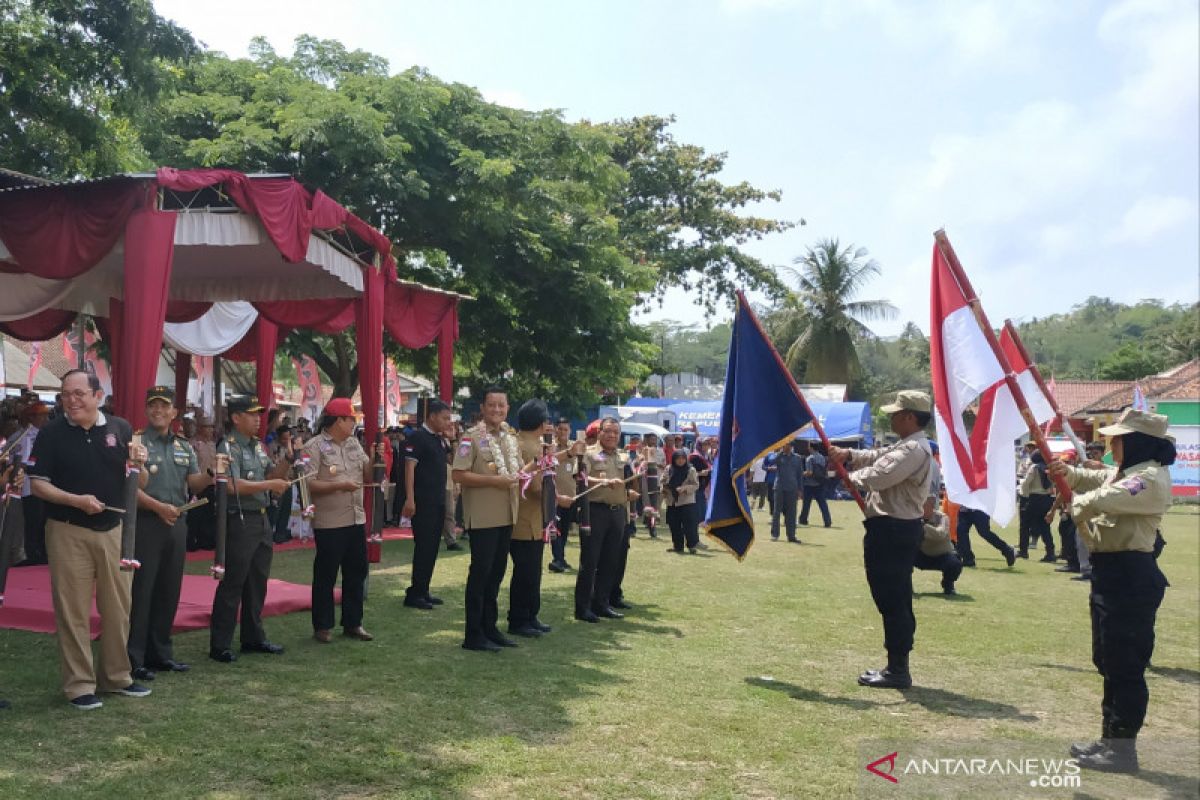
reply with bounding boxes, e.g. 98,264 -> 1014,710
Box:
228,507 -> 268,516
590,502 -> 624,511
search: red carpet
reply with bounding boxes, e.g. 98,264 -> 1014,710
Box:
0,566 -> 328,639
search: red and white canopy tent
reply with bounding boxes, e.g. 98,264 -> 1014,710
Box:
0,167 -> 466,457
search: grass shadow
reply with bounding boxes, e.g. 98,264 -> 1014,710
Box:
914,591 -> 976,602
1149,665 -> 1200,685
744,676 -> 885,711
900,685 -> 1040,722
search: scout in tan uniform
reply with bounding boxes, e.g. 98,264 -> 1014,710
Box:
574,417 -> 637,623
549,417 -> 579,573
130,386 -> 212,680
1048,409 -> 1174,774
508,400 -> 564,637
911,457 -> 963,596
1018,450 -> 1055,560
452,387 -> 521,652
302,398 -> 377,644
829,390 -> 933,689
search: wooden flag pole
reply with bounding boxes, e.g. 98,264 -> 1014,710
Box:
933,231 -> 1072,501
735,291 -> 868,514
1002,320 -> 1087,460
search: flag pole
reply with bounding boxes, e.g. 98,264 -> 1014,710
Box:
932,231 -> 1072,501
735,292 -> 868,514
1002,320 -> 1087,460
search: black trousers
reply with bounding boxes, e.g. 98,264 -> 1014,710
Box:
1019,494 -> 1054,554
508,538 -> 545,628
666,503 -> 700,550
764,483 -> 776,515
464,525 -> 511,641
187,486 -> 216,551
407,502 -> 446,600
22,494 -> 46,563
1089,551 -> 1168,736
128,513 -> 187,669
552,501 -> 577,563
611,519 -> 634,605
312,523 -> 368,632
771,488 -> 799,540
799,483 -> 831,527
1058,516 -> 1078,567
954,508 -> 1011,563
914,550 -> 963,592
575,503 -> 624,615
863,516 -> 923,661
210,511 -> 273,651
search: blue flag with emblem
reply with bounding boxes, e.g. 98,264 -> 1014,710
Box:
704,293 -> 816,560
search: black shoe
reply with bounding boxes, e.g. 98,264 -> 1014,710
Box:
575,610 -> 600,623
425,594 -> 444,606
1078,741 -> 1139,774
1016,550 -> 1029,559
115,683 -> 152,697
486,632 -> 519,648
446,542 -> 462,551
595,607 -> 624,619
1055,564 -> 1080,573
147,659 -> 190,673
209,648 -> 237,663
462,637 -> 501,652
560,560 -> 574,571
1072,571 -> 1092,582
241,641 -> 284,655
1039,553 -> 1057,563
1070,739 -> 1107,758
858,667 -> 912,689
668,546 -> 683,553
962,558 -> 977,568
132,667 -> 156,681
548,560 -> 566,573
610,599 -> 632,610
1004,549 -> 1017,567
942,586 -> 957,596
531,618 -> 552,633
787,537 -> 802,544
508,625 -> 543,638
70,693 -> 103,710
404,596 -> 434,610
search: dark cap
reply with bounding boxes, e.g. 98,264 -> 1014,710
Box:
145,385 -> 174,404
227,395 -> 265,414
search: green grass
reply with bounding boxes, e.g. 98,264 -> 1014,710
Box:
0,505 -> 1197,799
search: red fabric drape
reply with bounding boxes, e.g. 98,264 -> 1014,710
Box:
253,299 -> 354,331
355,268 -> 385,528
221,319 -> 264,362
114,209 -> 176,429
155,168 -> 397,280
255,319 -> 279,437
383,284 -> 458,348
166,301 -> 212,323
0,308 -> 78,341
438,305 -> 458,402
0,180 -> 145,279
174,352 -> 191,412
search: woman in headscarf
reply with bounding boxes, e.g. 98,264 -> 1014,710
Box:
1048,409 -> 1174,774
663,449 -> 700,554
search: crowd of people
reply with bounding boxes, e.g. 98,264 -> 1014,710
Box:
0,376 -> 1179,776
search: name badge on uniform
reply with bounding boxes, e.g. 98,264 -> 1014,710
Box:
320,441 -> 334,454
457,440 -> 472,458
148,464 -> 159,474
1121,476 -> 1147,495
595,453 -> 606,462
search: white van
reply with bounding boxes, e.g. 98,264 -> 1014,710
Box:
616,421 -> 672,449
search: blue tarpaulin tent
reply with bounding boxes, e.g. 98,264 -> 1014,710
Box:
624,397 -> 873,444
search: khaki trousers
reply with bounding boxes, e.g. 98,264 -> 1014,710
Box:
45,519 -> 132,699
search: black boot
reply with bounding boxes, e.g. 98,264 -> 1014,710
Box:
858,654 -> 912,689
1070,717 -> 1109,758
1078,731 -> 1139,774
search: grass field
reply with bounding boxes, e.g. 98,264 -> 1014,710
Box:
0,503 -> 1197,799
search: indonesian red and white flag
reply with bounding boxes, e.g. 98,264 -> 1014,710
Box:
930,245 -> 1053,526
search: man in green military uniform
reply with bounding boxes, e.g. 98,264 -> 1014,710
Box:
129,387 -> 213,680
209,396 -> 290,663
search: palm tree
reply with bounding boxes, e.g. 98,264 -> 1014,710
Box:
775,239 -> 896,384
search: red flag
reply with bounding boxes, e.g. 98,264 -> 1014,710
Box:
292,355 -> 323,423
931,246 -> 1052,525
26,342 -> 42,389
384,359 -> 404,425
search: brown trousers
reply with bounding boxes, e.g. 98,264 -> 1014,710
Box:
45,519 -> 132,699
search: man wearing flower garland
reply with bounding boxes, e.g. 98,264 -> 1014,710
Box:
452,386 -> 522,652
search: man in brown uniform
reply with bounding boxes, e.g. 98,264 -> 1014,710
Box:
508,399 -> 560,637
829,390 -> 933,690
452,387 -> 521,652
575,417 -> 636,623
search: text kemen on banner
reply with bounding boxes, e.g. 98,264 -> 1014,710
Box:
704,292 -> 814,560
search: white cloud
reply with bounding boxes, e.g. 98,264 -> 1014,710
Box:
1108,195 -> 1196,243
480,88 -> 535,110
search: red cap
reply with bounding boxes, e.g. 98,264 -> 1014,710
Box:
585,420 -> 601,437
323,398 -> 355,418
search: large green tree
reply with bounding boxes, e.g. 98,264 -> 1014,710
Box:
768,239 -> 896,386
0,0 -> 197,177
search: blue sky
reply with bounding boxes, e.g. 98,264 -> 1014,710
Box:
153,0 -> 1199,337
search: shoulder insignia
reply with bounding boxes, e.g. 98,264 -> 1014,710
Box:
457,440 -> 472,457
1120,476 -> 1147,496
